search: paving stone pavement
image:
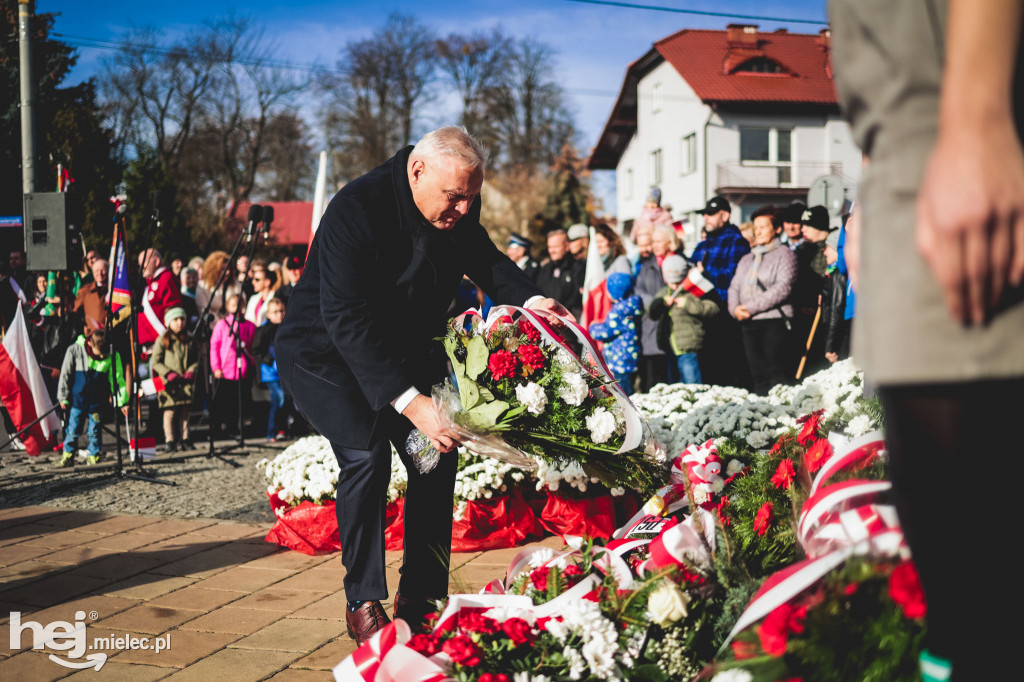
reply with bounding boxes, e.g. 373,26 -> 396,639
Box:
0,505 -> 564,681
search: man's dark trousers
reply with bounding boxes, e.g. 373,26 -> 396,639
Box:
331,409 -> 457,602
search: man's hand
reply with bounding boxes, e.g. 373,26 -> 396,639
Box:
734,305 -> 751,321
664,296 -> 676,307
213,370 -> 224,380
525,297 -> 574,337
403,393 -> 462,453
917,120 -> 1024,325
825,352 -> 839,364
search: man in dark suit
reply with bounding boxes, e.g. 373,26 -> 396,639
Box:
534,229 -> 585,320
275,126 -> 567,646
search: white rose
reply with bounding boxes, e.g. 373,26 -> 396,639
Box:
647,581 -> 690,627
585,407 -> 617,444
516,382 -> 548,415
558,372 -> 589,406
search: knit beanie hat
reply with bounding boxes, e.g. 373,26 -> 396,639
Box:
661,254 -> 689,284
606,272 -> 633,301
825,229 -> 841,251
164,307 -> 186,326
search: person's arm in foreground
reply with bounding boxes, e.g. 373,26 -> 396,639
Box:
916,0 -> 1024,326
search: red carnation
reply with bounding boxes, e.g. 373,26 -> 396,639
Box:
797,410 -> 825,444
715,496 -> 732,526
479,675 -> 511,682
843,583 -> 859,596
757,603 -> 807,657
731,639 -> 758,660
771,459 -> 797,490
459,611 -> 499,634
442,635 -> 484,667
889,561 -> 927,619
488,349 -> 519,380
407,633 -> 440,655
754,502 -> 773,536
518,318 -> 541,342
501,617 -> 535,646
563,563 -> 584,586
530,566 -> 550,592
804,438 -> 834,473
517,343 -> 546,371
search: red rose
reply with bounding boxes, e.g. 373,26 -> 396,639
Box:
501,617 -> 536,646
753,501 -> 773,536
797,410 -> 825,444
530,566 -> 550,592
757,603 -> 807,657
407,633 -> 440,655
804,438 -> 834,473
562,563 -> 583,586
770,458 -> 796,490
442,635 -> 484,667
479,675 -> 511,682
488,349 -> 519,380
889,560 -> 927,619
517,344 -> 546,370
843,583 -> 859,596
518,319 -> 542,342
459,611 -> 499,634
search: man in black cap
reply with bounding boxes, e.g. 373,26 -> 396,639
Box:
781,201 -> 808,249
790,204 -> 832,375
690,195 -> 751,387
506,233 -> 539,282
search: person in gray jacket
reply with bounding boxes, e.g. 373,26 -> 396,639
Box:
728,205 -> 796,394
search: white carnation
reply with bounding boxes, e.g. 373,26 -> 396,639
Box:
516,381 -> 548,415
712,670 -> 754,682
586,407 -> 618,444
558,372 -> 590,406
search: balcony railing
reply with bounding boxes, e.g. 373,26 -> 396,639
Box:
716,161 -> 851,189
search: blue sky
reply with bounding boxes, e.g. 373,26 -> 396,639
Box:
44,0 -> 828,208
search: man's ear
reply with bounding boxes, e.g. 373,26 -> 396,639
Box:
409,158 -> 426,185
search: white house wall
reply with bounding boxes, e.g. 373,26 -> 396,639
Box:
615,60 -> 710,230
614,61 -> 863,241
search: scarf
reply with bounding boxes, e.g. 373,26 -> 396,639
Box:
744,238 -> 781,298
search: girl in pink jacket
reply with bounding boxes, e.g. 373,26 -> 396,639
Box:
210,294 -> 256,439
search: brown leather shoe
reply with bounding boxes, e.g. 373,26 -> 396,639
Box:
393,593 -> 440,635
346,600 -> 391,646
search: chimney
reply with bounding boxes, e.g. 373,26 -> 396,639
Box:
816,28 -> 831,50
726,23 -> 759,46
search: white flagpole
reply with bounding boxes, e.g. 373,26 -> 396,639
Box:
310,151 -> 328,237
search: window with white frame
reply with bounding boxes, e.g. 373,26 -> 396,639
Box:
740,127 -> 794,184
650,149 -> 663,186
652,82 -> 662,114
681,133 -> 696,175
624,168 -> 634,200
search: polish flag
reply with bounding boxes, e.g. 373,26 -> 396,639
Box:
0,304 -> 60,455
581,227 -> 612,327
139,376 -> 165,397
130,437 -> 156,462
678,267 -> 714,298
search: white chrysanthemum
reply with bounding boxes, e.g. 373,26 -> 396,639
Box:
552,349 -> 578,372
711,670 -> 754,682
586,407 -> 618,444
516,381 -> 548,415
558,372 -> 590,406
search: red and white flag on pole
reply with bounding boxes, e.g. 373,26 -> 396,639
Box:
0,304 -> 61,455
678,267 -> 714,298
581,227 -> 613,327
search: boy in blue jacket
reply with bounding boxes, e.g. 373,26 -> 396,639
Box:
588,272 -> 644,396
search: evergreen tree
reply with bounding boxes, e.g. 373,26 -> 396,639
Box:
543,143 -> 591,229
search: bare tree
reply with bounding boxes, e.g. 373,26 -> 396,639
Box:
436,29 -> 512,167
260,112 -> 315,202
323,13 -> 437,181
489,38 -> 576,176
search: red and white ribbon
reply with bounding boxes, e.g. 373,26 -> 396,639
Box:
643,507 -> 717,573
797,479 -> 892,550
679,268 -> 714,297
333,620 -> 448,682
809,430 -> 885,496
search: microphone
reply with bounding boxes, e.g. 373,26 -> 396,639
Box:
261,205 -> 274,241
245,204 -> 263,242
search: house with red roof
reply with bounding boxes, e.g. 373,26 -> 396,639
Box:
589,24 -> 861,248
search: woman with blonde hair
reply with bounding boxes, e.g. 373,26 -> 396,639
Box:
196,250 -> 240,318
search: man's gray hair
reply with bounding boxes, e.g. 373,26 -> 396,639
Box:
412,126 -> 488,169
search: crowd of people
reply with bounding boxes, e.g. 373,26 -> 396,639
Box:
502,190 -> 855,398
0,244 -> 307,465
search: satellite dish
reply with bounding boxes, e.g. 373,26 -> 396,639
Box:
807,175 -> 846,218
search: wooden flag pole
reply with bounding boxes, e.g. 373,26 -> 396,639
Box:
795,305 -> 822,380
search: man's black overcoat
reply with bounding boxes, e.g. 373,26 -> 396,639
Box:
275,146 -> 542,450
